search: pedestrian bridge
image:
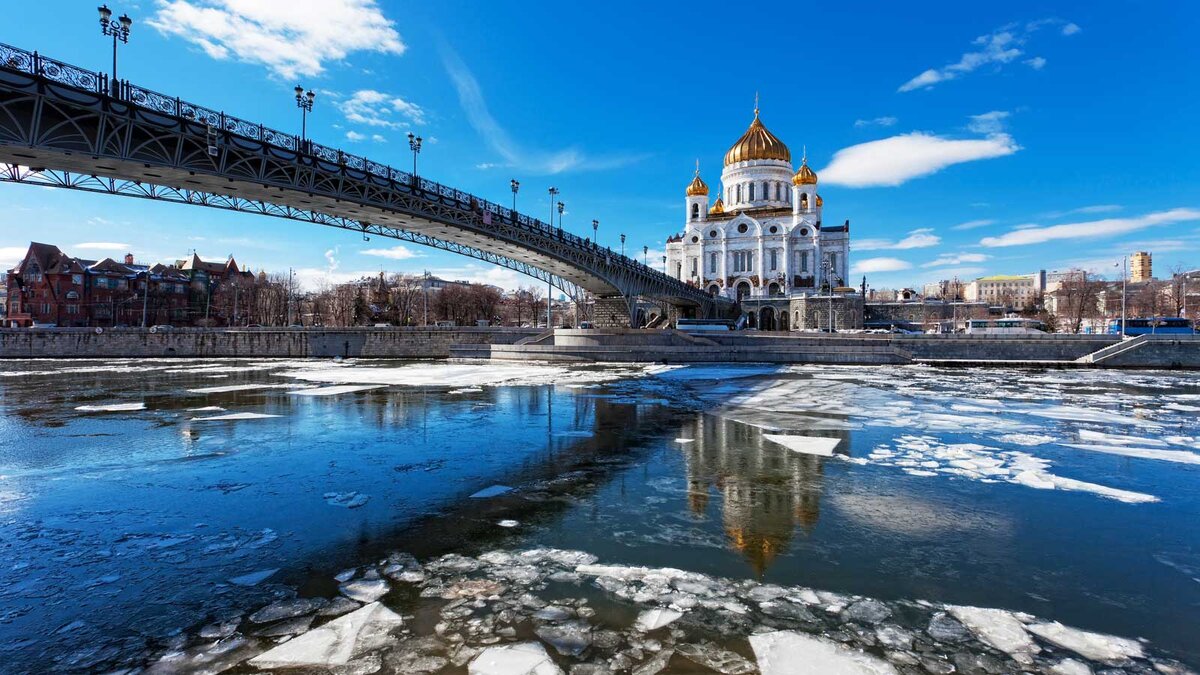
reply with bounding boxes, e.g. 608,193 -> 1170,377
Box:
0,42 -> 725,319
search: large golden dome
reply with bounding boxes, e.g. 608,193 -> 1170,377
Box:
724,109 -> 791,166
686,174 -> 709,196
792,160 -> 817,185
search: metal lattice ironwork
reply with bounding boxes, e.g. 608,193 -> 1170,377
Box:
0,165 -> 585,301
0,41 -> 724,318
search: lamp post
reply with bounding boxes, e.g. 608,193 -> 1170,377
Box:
510,179 -> 519,212
97,5 -> 132,97
140,270 -> 149,328
294,85 -> 315,143
546,187 -> 559,327
620,233 -> 626,257
592,219 -> 599,246
1115,257 -> 1128,337
822,255 -> 834,332
407,132 -> 423,179
643,245 -> 648,267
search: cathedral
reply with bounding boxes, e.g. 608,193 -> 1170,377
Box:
665,105 -> 852,324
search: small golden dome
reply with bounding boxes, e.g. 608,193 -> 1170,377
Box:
686,174 -> 709,196
792,160 -> 817,185
724,109 -> 791,166
708,197 -> 725,215
815,194 -> 823,207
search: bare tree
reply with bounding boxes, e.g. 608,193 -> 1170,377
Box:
1053,272 -> 1105,334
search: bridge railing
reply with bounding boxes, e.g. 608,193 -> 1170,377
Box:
0,41 -> 710,302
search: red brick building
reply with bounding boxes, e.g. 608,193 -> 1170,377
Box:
4,242 -> 253,327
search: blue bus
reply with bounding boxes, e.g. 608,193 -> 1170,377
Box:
1108,317 -> 1194,335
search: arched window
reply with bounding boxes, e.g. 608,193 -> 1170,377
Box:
691,203 -> 699,220
800,193 -> 808,210
736,184 -> 742,202
762,181 -> 769,200
786,189 -> 791,204
748,183 -> 755,201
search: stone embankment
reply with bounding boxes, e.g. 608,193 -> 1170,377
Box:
451,329 -> 1200,369
0,327 -> 541,359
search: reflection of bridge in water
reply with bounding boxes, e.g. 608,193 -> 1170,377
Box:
678,414 -> 845,576
0,43 -> 729,322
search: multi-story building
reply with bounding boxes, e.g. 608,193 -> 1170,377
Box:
964,271 -> 1046,310
4,242 -> 251,327
1130,251 -> 1152,282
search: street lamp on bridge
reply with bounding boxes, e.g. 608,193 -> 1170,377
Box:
407,132 -> 423,179
510,179 -> 519,212
294,85 -> 315,143
620,233 -> 625,257
592,219 -> 598,246
556,201 -> 564,229
97,5 -> 132,96
643,245 -> 648,266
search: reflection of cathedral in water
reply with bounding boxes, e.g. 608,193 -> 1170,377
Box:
680,415 -> 840,576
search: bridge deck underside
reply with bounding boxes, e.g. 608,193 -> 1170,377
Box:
0,145 -> 631,295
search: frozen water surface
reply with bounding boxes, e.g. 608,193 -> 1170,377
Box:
0,359 -> 1198,672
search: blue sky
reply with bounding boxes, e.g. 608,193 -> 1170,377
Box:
2,1 -> 1198,292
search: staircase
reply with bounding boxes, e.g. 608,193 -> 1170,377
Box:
1076,335 -> 1147,364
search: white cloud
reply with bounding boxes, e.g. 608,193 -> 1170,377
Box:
820,133 -> 1019,187
1041,204 -> 1122,219
293,267 -> 375,291
924,252 -> 990,267
360,245 -> 423,260
898,20 -> 1075,92
852,257 -> 912,274
338,89 -> 425,128
324,246 -> 340,273
951,219 -> 995,231
855,228 -> 941,251
916,266 -> 988,283
346,131 -> 366,142
73,242 -> 132,251
149,0 -> 405,80
979,208 -> 1200,247
0,245 -> 28,269
371,134 -> 387,143
854,116 -> 898,128
441,47 -> 646,175
967,110 -> 1010,134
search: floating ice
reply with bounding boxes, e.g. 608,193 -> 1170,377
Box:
1077,429 -> 1169,447
468,642 -> 562,675
634,607 -> 682,631
947,605 -> 1039,664
289,384 -> 387,397
534,620 -> 592,656
74,402 -> 145,412
498,520 -> 520,528
190,412 -> 281,421
1049,659 -> 1093,675
749,630 -> 898,674
470,485 -> 514,499
1025,621 -> 1145,663
249,597 -> 328,624
187,383 -> 306,394
996,433 -> 1056,447
763,434 -> 841,457
186,406 -> 225,412
248,602 -> 403,668
325,491 -> 371,508
1062,444 -> 1200,465
340,579 -> 390,603
674,438 -> 695,443
1025,405 -> 1151,427
229,568 -> 278,587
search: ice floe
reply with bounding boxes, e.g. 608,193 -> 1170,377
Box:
947,605 -> 1040,664
189,412 -> 281,421
1062,443 -> 1200,465
1025,621 -> 1145,663
763,434 -> 841,456
74,402 -> 146,412
634,607 -> 682,631
187,383 -> 307,394
229,568 -> 278,587
325,491 -> 370,508
468,642 -> 562,674
289,384 -> 387,397
750,630 -> 898,674
248,602 -> 403,668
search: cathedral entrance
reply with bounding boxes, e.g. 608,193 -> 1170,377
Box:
735,281 -> 752,300
760,307 -> 777,331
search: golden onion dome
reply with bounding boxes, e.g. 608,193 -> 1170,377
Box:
724,109 -> 791,166
686,174 -> 709,196
708,196 -> 725,215
792,160 -> 817,186
815,194 -> 823,207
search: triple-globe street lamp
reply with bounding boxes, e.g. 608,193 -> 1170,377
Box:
408,132 -> 423,179
294,85 -> 315,143
97,5 -> 132,96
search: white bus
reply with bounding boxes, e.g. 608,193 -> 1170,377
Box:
965,317 -> 1047,335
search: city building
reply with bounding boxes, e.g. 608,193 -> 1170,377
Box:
4,242 -> 252,327
664,104 -> 855,330
964,271 -> 1047,310
1131,251 -> 1153,282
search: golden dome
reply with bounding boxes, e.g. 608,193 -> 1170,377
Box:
792,160 -> 817,185
708,196 -> 725,215
724,109 -> 791,166
686,174 -> 709,196
815,194 -> 823,207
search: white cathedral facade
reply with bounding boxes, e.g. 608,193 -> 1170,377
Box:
665,107 -> 850,302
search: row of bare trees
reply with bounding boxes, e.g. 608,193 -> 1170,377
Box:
1049,265 -> 1196,333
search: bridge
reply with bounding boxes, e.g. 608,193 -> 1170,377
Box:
0,42 -> 727,323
